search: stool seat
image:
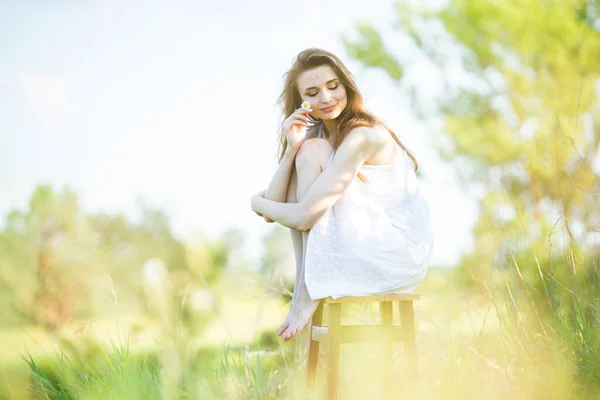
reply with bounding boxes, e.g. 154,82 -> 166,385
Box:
323,294 -> 421,303
306,294 -> 420,399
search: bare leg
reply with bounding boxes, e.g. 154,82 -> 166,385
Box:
281,139 -> 333,341
281,223 -> 315,341
276,167 -> 304,336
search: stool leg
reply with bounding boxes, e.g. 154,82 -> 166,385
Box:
379,301 -> 393,398
328,303 -> 342,400
306,301 -> 324,388
399,301 -> 418,383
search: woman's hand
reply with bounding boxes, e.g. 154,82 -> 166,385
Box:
251,190 -> 274,223
251,190 -> 265,216
283,104 -> 313,152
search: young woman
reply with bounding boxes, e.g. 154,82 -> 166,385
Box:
251,48 -> 434,342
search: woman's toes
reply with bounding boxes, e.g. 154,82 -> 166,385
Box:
286,327 -> 294,339
290,325 -> 299,338
283,326 -> 295,341
277,322 -> 289,336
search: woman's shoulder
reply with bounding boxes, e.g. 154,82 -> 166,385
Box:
347,124 -> 387,144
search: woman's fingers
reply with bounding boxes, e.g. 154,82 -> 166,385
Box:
292,108 -> 311,120
285,107 -> 312,128
295,111 -> 310,123
285,117 -> 304,129
293,117 -> 306,126
287,118 -> 305,128
297,108 -> 312,119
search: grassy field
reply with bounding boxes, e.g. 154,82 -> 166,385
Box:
3,268 -> 600,399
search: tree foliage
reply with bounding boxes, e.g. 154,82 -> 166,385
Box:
0,185 -> 232,330
346,0 -> 600,283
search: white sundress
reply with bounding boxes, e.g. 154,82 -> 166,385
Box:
304,124 -> 434,300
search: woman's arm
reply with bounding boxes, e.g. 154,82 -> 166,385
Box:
259,148 -> 297,223
260,128 -> 318,222
264,147 -> 298,203
264,127 -> 318,203
251,127 -> 383,231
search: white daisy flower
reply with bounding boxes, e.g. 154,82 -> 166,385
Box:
301,101 -> 311,110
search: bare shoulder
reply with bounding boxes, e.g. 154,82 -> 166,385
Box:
346,126 -> 386,147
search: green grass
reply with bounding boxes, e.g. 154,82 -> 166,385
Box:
5,264 -> 600,399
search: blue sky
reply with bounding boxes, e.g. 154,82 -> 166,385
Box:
0,0 -> 479,267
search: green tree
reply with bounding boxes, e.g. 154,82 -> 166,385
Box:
345,0 -> 600,284
0,185 -> 191,330
0,185 -> 100,329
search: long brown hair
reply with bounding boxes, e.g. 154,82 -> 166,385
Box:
276,48 -> 418,183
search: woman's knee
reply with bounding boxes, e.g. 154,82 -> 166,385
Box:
295,138 -> 334,168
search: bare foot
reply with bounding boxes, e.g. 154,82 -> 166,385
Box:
281,284 -> 320,341
276,299 -> 296,336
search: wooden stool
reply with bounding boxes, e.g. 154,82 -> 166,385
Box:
306,294 -> 420,400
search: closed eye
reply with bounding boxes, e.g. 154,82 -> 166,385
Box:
307,84 -> 339,97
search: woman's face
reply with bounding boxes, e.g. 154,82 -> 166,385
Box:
297,65 -> 347,121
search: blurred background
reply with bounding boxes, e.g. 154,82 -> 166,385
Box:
1,0 -> 600,399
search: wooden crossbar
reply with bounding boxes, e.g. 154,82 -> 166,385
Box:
306,296 -> 420,399
311,324 -> 404,344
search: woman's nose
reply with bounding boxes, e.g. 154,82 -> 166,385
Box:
320,93 -> 332,103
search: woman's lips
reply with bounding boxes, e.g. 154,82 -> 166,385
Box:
321,104 -> 336,112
